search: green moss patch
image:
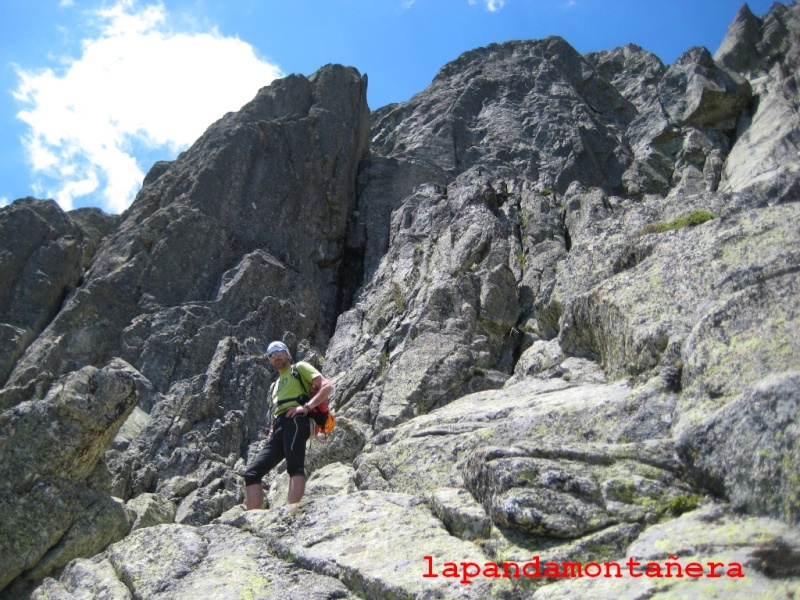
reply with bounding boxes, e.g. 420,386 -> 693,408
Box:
640,210 -> 716,235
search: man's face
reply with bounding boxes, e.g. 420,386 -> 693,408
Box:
269,351 -> 290,371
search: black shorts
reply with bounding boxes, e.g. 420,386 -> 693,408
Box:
244,413 -> 310,484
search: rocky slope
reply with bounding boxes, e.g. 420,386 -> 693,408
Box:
1,3 -> 799,598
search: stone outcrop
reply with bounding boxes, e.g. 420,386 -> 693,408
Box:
677,371 -> 800,522
534,504 -> 800,598
0,199 -> 117,390
32,523 -> 356,600
714,2 -> 800,203
0,359 -> 140,594
1,2 -> 799,598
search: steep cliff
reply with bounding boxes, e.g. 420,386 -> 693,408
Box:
1,3 -> 799,599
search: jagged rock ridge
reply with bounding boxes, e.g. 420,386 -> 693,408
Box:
0,3 -> 799,598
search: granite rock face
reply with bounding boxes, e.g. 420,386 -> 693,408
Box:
715,2 -> 800,203
5,65 -> 369,394
0,199 -> 117,390
1,3 -> 799,598
677,371 -> 800,522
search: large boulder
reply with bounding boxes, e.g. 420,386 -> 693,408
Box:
0,359 -> 141,592
533,504 -> 800,598
463,441 -> 691,539
677,372 -> 800,523
659,47 -> 752,129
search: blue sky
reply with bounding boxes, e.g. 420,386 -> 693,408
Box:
0,0 -> 783,214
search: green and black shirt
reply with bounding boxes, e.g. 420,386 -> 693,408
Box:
271,361 -> 320,417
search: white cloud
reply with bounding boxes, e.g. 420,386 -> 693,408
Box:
14,0 -> 282,213
468,0 -> 506,11
0,197 -> 9,209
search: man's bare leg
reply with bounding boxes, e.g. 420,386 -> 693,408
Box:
245,483 -> 264,510
287,474 -> 306,504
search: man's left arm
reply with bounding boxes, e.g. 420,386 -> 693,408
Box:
286,369 -> 333,417
305,374 -> 333,410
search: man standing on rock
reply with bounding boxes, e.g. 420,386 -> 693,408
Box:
244,341 -> 333,509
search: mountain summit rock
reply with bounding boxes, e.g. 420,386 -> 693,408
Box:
1,4 -> 799,598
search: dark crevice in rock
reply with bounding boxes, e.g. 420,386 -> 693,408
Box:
451,117 -> 463,176
561,209 -> 573,253
508,326 -> 527,373
336,244 -> 365,317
